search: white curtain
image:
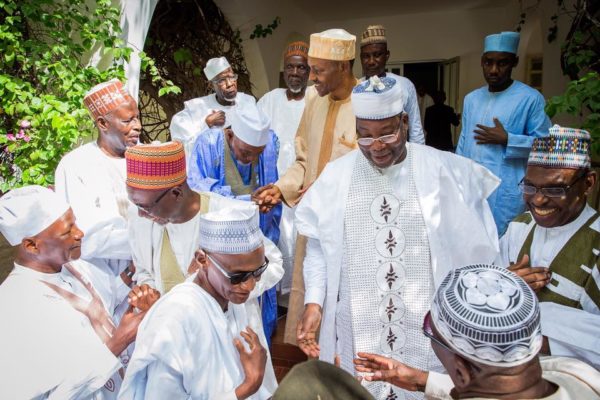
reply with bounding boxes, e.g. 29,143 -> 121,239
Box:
120,0 -> 160,101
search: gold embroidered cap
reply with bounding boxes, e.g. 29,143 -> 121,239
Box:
308,29 -> 356,61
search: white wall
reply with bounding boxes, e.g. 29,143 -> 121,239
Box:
217,0 -> 570,114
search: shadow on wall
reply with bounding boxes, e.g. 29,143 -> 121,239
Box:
0,235 -> 15,284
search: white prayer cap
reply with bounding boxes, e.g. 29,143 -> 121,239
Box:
229,103 -> 271,147
0,185 -> 70,246
199,202 -> 264,255
204,57 -> 231,80
431,264 -> 543,368
351,75 -> 407,120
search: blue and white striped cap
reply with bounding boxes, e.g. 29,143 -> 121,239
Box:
198,202 -> 263,255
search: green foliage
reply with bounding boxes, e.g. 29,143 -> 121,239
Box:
249,17 -> 281,40
545,72 -> 600,152
541,0 -> 600,154
0,0 -> 178,192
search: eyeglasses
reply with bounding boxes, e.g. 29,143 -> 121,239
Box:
212,74 -> 238,86
422,311 -> 482,372
356,127 -> 401,147
518,172 -> 587,198
206,254 -> 269,285
138,188 -> 170,213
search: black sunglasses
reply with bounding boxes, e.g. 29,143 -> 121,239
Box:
422,311 -> 481,372
207,254 -> 269,285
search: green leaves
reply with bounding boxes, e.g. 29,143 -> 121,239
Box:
0,0 -> 128,190
249,17 -> 281,40
545,72 -> 600,154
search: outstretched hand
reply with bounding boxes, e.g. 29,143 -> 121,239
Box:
297,303 -> 322,358
252,184 -> 282,213
354,352 -> 428,391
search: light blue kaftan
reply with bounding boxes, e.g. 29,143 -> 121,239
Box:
456,80 -> 550,235
188,128 -> 282,345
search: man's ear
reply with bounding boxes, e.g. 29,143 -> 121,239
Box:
513,56 -> 519,68
171,185 -> 184,201
584,170 -> 597,196
194,249 -> 208,266
96,115 -> 110,132
452,355 -> 474,391
21,237 -> 40,256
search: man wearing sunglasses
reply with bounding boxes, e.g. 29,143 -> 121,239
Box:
171,56 -> 257,154
294,75 -> 500,399
496,125 -> 600,369
124,141 -> 283,396
121,204 -> 277,399
354,264 -> 600,399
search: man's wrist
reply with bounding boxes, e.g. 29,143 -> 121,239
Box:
305,303 -> 322,313
414,370 -> 429,392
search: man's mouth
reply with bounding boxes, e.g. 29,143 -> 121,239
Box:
532,207 -> 557,216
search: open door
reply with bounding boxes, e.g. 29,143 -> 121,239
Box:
440,57 -> 460,146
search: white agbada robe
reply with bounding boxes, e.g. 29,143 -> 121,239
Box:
296,143 -> 500,363
0,261 -> 122,400
128,191 -> 282,392
495,204 -> 600,369
170,93 -> 256,154
54,141 -> 133,309
119,281 -> 274,400
257,87 -> 306,293
424,356 -> 600,400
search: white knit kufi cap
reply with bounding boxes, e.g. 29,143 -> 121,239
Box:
204,57 -> 231,80
229,103 -> 271,147
431,264 -> 543,368
351,75 -> 407,120
199,202 -> 263,255
0,185 -> 70,246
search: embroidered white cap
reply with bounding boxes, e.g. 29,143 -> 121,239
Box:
351,75 -> 407,120
229,103 -> 271,147
204,57 -> 232,81
0,185 -> 70,246
199,202 -> 264,255
431,264 -> 543,367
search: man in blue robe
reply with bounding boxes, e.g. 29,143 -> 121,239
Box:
456,31 -> 551,235
187,103 -> 281,344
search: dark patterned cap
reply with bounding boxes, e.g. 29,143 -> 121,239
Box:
431,264 -> 543,367
528,124 -> 591,170
361,25 -> 386,47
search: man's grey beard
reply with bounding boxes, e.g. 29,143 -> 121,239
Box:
288,86 -> 303,94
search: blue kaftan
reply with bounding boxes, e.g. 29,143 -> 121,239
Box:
456,80 -> 551,235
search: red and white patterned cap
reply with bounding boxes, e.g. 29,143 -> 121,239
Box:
83,79 -> 131,120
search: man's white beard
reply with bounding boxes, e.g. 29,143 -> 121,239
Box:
224,95 -> 236,103
288,86 -> 303,94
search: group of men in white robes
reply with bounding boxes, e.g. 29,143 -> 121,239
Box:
0,19 -> 599,400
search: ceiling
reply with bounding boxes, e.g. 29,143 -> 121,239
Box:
291,0 -> 508,22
